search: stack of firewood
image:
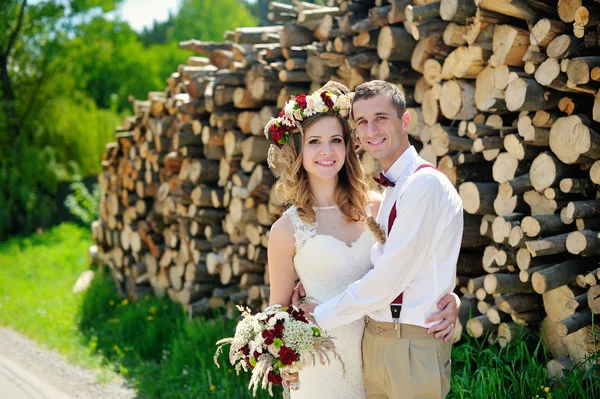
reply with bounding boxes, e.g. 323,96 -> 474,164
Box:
90,0 -> 600,372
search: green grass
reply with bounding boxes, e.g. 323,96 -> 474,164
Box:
450,330 -> 599,399
1,223 -> 599,398
0,223 -> 110,372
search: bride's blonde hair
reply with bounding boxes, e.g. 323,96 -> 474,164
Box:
272,113 -> 370,225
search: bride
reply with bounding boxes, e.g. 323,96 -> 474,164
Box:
266,82 -> 458,398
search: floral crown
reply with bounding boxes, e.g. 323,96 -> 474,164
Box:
264,81 -> 354,148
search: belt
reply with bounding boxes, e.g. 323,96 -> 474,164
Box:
365,317 -> 431,339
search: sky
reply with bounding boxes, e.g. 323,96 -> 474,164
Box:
116,0 -> 180,32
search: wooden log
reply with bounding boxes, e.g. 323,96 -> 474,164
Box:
498,173 -> 532,199
484,273 -> 536,295
492,152 -> 530,184
526,232 -> 571,257
505,78 -> 562,112
377,26 -> 417,62
531,19 -> 568,48
495,293 -> 542,315
530,152 -> 574,192
522,214 -> 573,238
532,257 -> 594,294
439,80 -> 478,120
556,308 -> 594,336
588,284 -> 600,314
491,25 -> 530,68
549,114 -> 600,164
566,56 -> 600,85
405,3 -> 440,23
466,314 -> 498,338
476,0 -> 542,25
503,134 -> 541,161
440,0 -> 477,22
459,182 -> 498,215
547,34 -> 583,59
566,230 -> 600,256
475,65 -> 509,112
487,306 -> 512,324
566,200 -> 600,220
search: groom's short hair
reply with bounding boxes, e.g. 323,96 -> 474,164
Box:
353,80 -> 406,119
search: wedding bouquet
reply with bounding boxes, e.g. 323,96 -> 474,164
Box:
214,304 -> 345,396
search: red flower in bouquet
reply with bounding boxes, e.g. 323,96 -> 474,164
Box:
267,371 -> 283,385
262,329 -> 275,345
279,345 -> 298,366
287,306 -> 309,324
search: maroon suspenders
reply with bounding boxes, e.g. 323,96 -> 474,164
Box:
389,163 -> 439,327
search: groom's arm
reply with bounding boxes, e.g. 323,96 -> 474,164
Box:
313,174 -> 462,331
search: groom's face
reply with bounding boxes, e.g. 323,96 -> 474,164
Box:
353,94 -> 410,171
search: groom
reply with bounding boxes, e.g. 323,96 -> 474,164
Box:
297,81 -> 463,398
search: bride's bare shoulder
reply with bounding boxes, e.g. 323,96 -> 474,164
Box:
268,214 -> 295,256
270,213 -> 295,239
368,190 -> 383,218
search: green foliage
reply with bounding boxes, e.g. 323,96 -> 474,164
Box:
451,331 -> 600,399
65,182 -> 101,225
169,0 -> 257,43
139,12 -> 176,46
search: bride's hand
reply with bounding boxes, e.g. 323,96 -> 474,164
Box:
291,281 -> 306,305
425,292 -> 460,342
281,370 -> 301,390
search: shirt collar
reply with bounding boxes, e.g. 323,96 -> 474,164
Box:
383,146 -> 418,184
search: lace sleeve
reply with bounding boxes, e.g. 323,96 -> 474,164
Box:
284,206 -> 317,253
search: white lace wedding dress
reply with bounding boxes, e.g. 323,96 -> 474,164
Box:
285,206 -> 374,399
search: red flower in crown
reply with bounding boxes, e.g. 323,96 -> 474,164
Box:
321,92 -> 334,108
295,94 -> 308,109
270,124 -> 284,143
279,345 -> 298,366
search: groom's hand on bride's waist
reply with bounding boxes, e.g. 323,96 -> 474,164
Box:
425,292 -> 461,342
298,301 -> 320,327
291,281 -> 306,304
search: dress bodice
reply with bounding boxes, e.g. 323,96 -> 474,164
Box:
284,206 -> 375,307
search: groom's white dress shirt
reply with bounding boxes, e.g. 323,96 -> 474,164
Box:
313,146 -> 463,330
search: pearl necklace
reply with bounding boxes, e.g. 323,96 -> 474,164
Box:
313,205 -> 338,211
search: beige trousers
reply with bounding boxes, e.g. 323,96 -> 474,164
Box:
362,318 -> 452,399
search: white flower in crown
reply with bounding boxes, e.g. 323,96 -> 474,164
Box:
280,116 -> 294,127
304,95 -> 318,117
335,94 -> 351,111
284,100 -> 296,119
314,95 -> 327,113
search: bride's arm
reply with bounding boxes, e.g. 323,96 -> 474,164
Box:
267,215 -> 297,307
368,190 -> 383,219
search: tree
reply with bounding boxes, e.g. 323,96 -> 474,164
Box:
0,0 -> 124,238
168,0 -> 257,42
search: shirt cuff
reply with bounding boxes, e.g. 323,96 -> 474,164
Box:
313,299 -> 341,332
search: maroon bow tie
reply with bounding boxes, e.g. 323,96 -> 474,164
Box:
373,173 -> 395,187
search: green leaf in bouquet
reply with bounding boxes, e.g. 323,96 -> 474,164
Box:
312,327 -> 321,337
249,356 -> 257,367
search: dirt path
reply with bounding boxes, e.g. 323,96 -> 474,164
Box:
0,327 -> 136,399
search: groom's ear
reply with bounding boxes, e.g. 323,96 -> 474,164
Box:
402,111 -> 410,131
